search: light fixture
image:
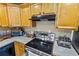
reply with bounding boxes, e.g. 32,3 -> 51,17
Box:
33,4 -> 39,8
64,3 -> 72,5
34,5 -> 38,8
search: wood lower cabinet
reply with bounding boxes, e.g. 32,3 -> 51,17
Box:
0,4 -> 9,27
14,41 -> 25,56
56,3 -> 79,30
20,4 -> 32,27
7,4 -> 21,27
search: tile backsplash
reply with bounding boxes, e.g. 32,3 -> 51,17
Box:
24,21 -> 72,38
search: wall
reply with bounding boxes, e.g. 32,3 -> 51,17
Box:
24,21 -> 72,38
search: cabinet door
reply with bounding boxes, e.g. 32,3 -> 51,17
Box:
42,3 -> 57,14
14,41 -> 25,56
30,3 -> 42,15
56,3 -> 78,30
7,5 -> 21,27
20,5 -> 32,26
78,4 -> 79,27
0,4 -> 9,27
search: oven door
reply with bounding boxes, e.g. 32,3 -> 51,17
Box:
25,48 -> 39,56
27,50 -> 39,56
25,47 -> 51,56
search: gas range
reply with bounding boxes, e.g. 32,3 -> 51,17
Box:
57,36 -> 71,49
25,38 -> 53,55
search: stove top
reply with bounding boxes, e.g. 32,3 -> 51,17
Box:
26,38 -> 53,55
57,36 -> 71,49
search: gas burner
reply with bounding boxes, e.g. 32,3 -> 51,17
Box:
57,36 -> 71,49
59,36 -> 71,42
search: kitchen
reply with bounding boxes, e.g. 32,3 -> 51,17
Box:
0,3 -> 78,56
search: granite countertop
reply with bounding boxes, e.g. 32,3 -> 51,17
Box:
53,40 -> 78,56
0,36 -> 32,48
0,36 -> 78,56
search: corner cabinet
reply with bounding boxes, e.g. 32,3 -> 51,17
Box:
14,41 -> 25,56
0,4 -> 9,27
56,4 -> 79,30
20,4 -> 32,27
7,4 -> 21,27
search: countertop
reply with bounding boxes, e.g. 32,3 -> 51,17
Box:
0,36 -> 78,56
53,40 -> 78,56
0,36 -> 32,48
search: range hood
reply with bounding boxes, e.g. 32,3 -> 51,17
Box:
30,14 -> 56,21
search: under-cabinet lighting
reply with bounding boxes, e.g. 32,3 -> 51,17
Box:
33,4 -> 39,8
64,3 -> 72,5
34,5 -> 38,8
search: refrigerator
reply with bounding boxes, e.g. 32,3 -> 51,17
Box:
72,29 -> 79,55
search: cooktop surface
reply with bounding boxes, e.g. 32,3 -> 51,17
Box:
26,38 -> 53,54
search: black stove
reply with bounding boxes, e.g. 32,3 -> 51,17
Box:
26,38 -> 53,55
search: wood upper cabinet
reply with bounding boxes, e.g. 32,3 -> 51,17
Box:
30,3 -> 42,16
42,3 -> 57,14
7,4 -> 21,27
14,41 -> 25,56
20,4 -> 32,27
0,4 -> 9,27
56,3 -> 79,30
78,4 -> 79,28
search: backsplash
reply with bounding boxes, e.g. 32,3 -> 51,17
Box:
0,21 -> 72,39
24,21 -> 72,38
0,27 -> 11,36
